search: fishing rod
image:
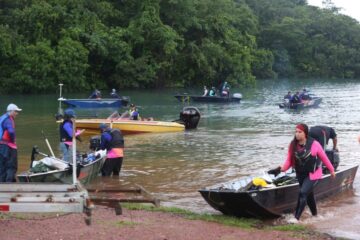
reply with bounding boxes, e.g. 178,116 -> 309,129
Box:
41,130 -> 56,158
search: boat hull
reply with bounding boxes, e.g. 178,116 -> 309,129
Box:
279,97 -> 322,109
199,165 -> 358,218
175,95 -> 241,103
17,157 -> 105,185
61,97 -> 130,108
76,119 -> 185,136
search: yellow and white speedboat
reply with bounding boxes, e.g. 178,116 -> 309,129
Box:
75,106 -> 201,136
76,118 -> 186,136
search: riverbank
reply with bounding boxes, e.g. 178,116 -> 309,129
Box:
0,204 -> 335,240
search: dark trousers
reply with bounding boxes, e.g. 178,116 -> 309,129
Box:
0,145 -> 18,182
101,157 -> 123,177
294,173 -> 318,220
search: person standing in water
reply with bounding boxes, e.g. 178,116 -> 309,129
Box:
268,123 -> 335,223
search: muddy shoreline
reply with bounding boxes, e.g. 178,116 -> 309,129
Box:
0,206 -> 336,240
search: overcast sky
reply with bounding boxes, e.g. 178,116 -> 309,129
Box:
307,0 -> 360,21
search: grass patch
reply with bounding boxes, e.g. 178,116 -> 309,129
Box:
121,203 -> 259,229
115,220 -> 138,227
96,219 -> 138,228
268,224 -> 307,232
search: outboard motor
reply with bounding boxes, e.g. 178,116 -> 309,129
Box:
90,135 -> 101,151
323,150 -> 339,174
178,106 -> 201,129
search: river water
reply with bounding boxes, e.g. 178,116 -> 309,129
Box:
3,79 -> 360,239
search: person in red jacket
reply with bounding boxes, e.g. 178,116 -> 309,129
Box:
0,103 -> 22,182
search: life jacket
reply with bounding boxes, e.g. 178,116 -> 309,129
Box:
0,113 -> 15,146
0,113 -> 10,140
106,129 -> 124,150
130,110 -> 140,120
59,120 -> 72,142
294,137 -> 321,174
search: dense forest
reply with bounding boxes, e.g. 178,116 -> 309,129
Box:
0,0 -> 359,93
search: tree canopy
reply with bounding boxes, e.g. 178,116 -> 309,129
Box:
0,0 -> 359,93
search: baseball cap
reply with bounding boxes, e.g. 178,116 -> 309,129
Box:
99,123 -> 108,129
7,103 -> 22,112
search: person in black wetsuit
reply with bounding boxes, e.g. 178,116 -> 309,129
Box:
309,126 -> 337,150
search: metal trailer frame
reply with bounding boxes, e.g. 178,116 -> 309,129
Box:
0,120 -> 94,224
0,182 -> 90,213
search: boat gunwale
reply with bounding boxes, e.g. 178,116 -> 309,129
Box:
200,164 -> 358,193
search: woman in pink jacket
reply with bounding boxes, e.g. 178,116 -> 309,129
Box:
269,123 -> 336,221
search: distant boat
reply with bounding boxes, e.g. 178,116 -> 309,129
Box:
59,97 -> 130,108
174,93 -> 242,103
279,97 -> 322,109
199,165 -> 358,218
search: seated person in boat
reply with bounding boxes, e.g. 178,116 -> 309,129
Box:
299,88 -> 310,101
110,88 -> 120,98
290,91 -> 301,105
222,87 -> 230,97
99,123 -> 124,177
89,89 -> 101,99
202,86 -> 209,96
220,81 -> 230,97
309,125 -> 337,151
209,87 -> 216,96
268,123 -> 335,222
120,104 -> 141,120
59,109 -> 85,162
284,91 -> 292,101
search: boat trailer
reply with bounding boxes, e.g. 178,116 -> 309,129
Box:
0,120 -> 160,224
0,182 -> 93,224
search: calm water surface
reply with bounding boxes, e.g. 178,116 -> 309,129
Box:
3,79 -> 360,239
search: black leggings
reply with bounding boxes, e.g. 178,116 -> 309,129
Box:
101,157 -> 123,177
294,173 -> 318,220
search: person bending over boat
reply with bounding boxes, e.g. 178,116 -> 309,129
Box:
309,125 -> 337,151
0,104 -> 22,182
59,109 -> 84,162
99,123 -> 124,176
268,123 -> 336,223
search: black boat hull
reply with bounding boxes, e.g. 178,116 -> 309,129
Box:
175,95 -> 241,103
199,165 -> 358,218
279,97 -> 322,109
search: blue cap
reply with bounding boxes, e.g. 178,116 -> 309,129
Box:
64,109 -> 75,118
99,123 -> 108,129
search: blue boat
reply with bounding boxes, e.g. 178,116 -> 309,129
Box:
174,93 -> 242,103
59,97 -> 130,108
279,97 -> 322,110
